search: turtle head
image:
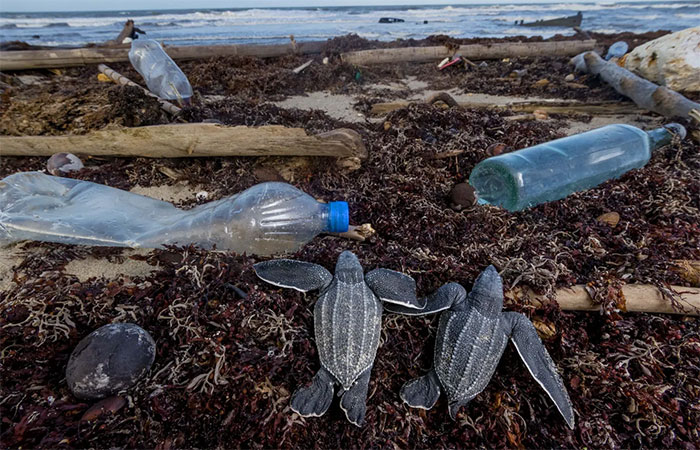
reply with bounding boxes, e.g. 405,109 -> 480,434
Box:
467,265 -> 504,317
335,250 -> 364,283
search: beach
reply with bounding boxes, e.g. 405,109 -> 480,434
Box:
1,28 -> 699,448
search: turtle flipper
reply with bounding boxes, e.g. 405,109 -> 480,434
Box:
400,369 -> 441,410
339,367 -> 372,427
448,399 -> 469,420
290,367 -> 336,417
384,282 -> 467,315
502,312 -> 575,429
254,259 -> 332,292
365,268 -> 424,309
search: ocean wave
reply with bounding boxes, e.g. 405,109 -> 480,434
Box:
675,12 -> 700,18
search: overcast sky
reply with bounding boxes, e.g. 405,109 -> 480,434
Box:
0,0 -> 664,13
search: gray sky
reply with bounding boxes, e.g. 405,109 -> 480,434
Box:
0,0 -> 663,13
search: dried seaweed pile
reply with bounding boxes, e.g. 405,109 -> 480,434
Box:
1,96 -> 698,448
3,32 -> 684,136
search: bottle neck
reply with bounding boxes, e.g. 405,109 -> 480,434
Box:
646,123 -> 686,151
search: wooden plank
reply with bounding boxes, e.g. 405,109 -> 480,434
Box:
97,64 -> 182,115
370,100 -> 644,116
0,40 -> 327,71
341,40 -> 597,65
0,124 -> 368,159
507,284 -> 700,315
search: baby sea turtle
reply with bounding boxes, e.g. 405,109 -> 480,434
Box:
254,250 -> 425,426
385,265 -> 575,428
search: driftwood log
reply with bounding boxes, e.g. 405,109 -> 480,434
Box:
508,284 -> 700,316
0,41 -> 327,71
341,40 -> 596,65
98,64 -> 181,115
371,99 -> 643,116
101,20 -> 145,47
571,51 -> 700,120
0,124 -> 367,161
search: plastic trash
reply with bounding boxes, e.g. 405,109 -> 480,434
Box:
605,41 -> 629,61
128,39 -> 193,103
469,123 -> 686,212
0,172 -> 349,255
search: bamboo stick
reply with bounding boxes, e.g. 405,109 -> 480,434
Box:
98,64 -> 181,115
370,99 -> 643,116
0,124 -> 368,160
571,51 -> 700,120
341,40 -> 597,65
507,284 -> 700,316
0,41 -> 327,71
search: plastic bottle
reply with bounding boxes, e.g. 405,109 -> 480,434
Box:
605,41 -> 629,61
469,123 -> 685,212
0,172 -> 349,256
128,39 -> 193,103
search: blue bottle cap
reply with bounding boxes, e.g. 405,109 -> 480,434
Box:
328,201 -> 349,233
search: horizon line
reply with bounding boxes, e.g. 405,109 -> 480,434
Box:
0,0 -> 676,14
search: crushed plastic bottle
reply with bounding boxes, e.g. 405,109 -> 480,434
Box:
605,41 -> 629,61
0,172 -> 349,256
128,39 -> 193,103
469,123 -> 685,212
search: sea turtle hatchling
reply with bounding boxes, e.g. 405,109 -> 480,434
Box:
254,250 -> 426,426
385,265 -> 575,428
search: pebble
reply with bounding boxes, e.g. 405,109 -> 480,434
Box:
597,211 -> 620,227
565,73 -> 576,82
81,395 -> 127,422
486,142 -> 507,156
450,183 -> 477,210
47,153 -> 84,176
534,78 -> 550,87
66,323 -> 156,400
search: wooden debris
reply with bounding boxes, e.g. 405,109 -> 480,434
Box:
102,20 -> 144,47
0,124 -> 368,160
673,260 -> 700,287
292,59 -> 313,74
508,284 -> 700,315
332,223 -> 376,242
0,41 -> 327,71
371,98 -> 644,116
341,40 -> 597,65
426,91 -> 459,107
571,51 -> 700,120
432,149 -> 465,159
98,64 -> 182,115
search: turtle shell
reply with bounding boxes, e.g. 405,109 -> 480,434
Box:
314,274 -> 382,390
434,309 -> 509,403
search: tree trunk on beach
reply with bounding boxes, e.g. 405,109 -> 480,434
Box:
340,40 -> 597,65
0,124 -> 368,161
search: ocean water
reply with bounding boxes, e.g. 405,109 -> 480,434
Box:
0,2 -> 698,47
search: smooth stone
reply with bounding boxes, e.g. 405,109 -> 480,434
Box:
66,323 -> 156,400
47,152 -> 84,176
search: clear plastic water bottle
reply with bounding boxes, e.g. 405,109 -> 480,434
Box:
0,172 -> 349,256
128,39 -> 193,103
469,123 -> 685,212
605,41 -> 629,61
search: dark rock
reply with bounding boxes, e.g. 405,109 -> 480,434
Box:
66,323 -> 156,400
450,182 -> 477,210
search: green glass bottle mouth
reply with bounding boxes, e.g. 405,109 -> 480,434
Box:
469,162 -> 519,212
